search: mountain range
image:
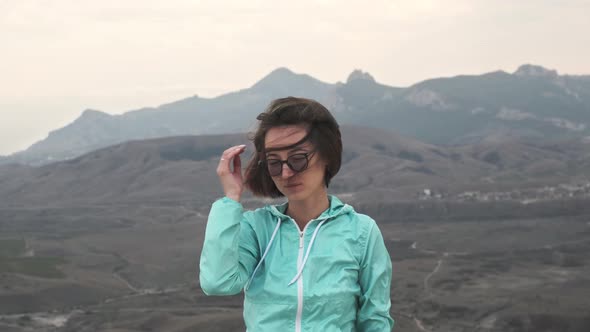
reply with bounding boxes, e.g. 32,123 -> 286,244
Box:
2,64 -> 590,166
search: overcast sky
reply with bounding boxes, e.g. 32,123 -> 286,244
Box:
1,0 -> 589,155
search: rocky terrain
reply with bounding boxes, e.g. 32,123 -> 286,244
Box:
1,128 -> 589,331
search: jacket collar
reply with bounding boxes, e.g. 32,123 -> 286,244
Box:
265,195 -> 353,221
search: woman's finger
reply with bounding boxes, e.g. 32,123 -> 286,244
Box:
233,151 -> 242,174
217,145 -> 246,174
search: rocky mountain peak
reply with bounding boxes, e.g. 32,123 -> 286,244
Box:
346,69 -> 376,83
79,109 -> 111,120
251,67 -> 298,88
514,64 -> 558,78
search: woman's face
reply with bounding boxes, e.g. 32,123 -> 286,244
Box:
264,125 -> 327,202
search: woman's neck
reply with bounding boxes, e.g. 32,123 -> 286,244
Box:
286,191 -> 330,231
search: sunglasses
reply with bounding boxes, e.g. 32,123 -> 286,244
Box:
265,151 -> 316,177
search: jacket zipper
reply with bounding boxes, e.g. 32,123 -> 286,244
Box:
296,230 -> 304,332
290,215 -> 333,332
291,219 -> 312,332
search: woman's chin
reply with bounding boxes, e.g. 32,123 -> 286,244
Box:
281,186 -> 306,200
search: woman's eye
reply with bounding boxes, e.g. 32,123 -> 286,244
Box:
289,155 -> 307,161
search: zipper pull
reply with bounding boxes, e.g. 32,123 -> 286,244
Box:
299,232 -> 304,248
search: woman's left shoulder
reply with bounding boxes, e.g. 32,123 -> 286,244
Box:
330,200 -> 378,235
332,199 -> 376,225
348,210 -> 377,225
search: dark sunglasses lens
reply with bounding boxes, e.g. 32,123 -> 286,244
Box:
287,154 -> 308,172
267,160 -> 282,176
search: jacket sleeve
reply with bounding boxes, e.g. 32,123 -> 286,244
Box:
199,197 -> 260,295
357,220 -> 394,331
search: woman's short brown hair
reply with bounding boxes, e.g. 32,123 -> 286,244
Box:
244,97 -> 342,198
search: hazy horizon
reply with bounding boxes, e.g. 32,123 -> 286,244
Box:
2,0 -> 589,155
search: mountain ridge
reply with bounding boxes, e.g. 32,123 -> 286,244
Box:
3,64 -> 590,166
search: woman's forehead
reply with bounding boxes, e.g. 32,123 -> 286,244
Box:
264,125 -> 310,151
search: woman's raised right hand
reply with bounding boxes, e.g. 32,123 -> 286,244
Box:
216,144 -> 247,202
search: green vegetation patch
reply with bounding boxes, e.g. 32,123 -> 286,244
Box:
0,238 -> 26,257
0,256 -> 66,278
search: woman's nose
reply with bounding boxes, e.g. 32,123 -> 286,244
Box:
281,163 -> 295,178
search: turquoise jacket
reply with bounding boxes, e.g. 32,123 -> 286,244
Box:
199,195 -> 394,331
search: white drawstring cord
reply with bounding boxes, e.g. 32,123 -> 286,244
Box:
245,217 -> 282,291
288,218 -> 329,286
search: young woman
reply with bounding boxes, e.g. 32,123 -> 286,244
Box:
199,97 -> 394,331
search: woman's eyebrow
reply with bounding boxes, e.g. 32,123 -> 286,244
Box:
265,147 -> 308,158
288,147 -> 308,153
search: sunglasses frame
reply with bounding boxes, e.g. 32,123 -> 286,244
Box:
264,151 -> 316,177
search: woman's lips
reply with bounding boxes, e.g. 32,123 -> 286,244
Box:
285,183 -> 302,188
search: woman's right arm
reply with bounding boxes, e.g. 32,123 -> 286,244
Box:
199,144 -> 259,295
199,196 -> 259,295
